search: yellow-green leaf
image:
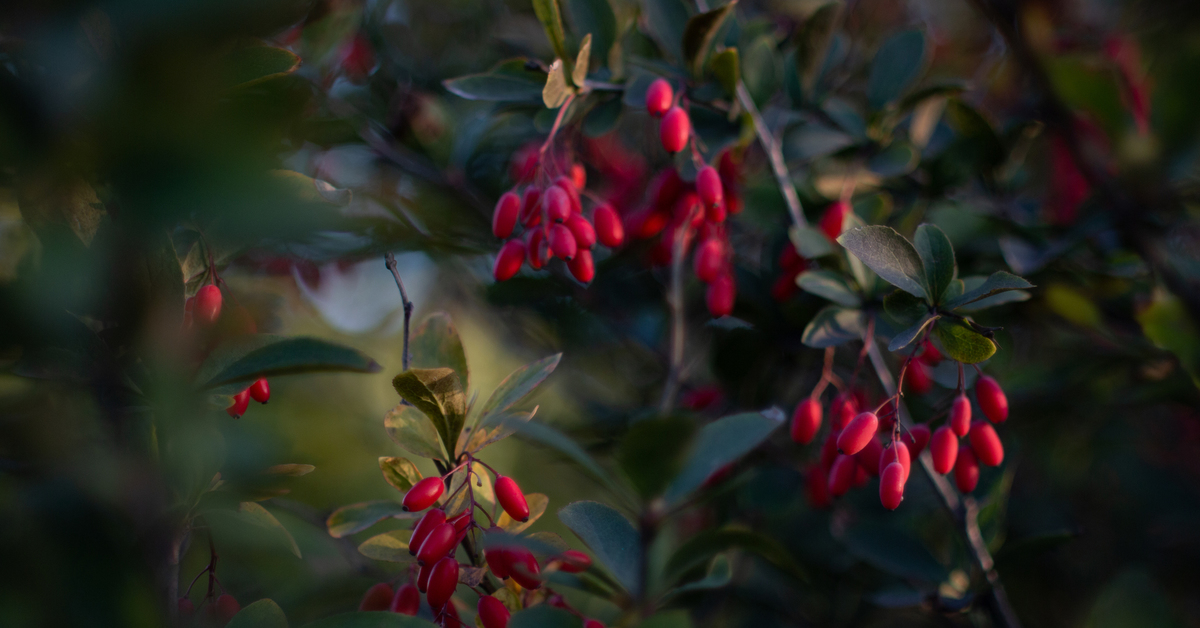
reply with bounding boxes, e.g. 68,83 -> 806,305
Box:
573,34 -> 592,87
358,530 -> 414,563
933,318 -> 996,364
498,493 -> 549,533
543,59 -> 571,108
379,457 -> 422,492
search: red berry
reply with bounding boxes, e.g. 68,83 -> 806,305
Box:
645,78 -> 673,117
790,398 -> 822,445
706,274 -> 736,317
660,106 -> 690,153
930,426 -> 959,474
628,208 -> 669,239
442,600 -> 463,628
853,435 -> 884,477
880,461 -> 907,510
706,199 -> 727,223
819,201 -> 850,241
495,476 -> 530,522
593,203 -> 624,247
178,598 -> 194,616
249,378 -> 270,404
570,163 -> 587,190
520,187 -> 542,227
904,360 -> 933,395
831,393 -> 858,430
493,192 -> 521,238
976,376 -> 1009,423
819,431 -> 839,471
854,465 -> 869,487
485,547 -> 511,579
694,238 -> 725,284
584,620 -> 606,628
493,239 -> 526,281
950,394 -> 972,436
195,285 -> 223,326
954,445 -> 980,492
771,272 -> 800,302
879,441 -> 911,480
968,421 -> 1004,466
390,583 -> 420,615
510,144 -> 539,182
920,340 -> 943,365
828,454 -> 857,497
358,583 -> 392,611
410,508 -> 446,555
478,596 -> 510,628
554,176 -> 583,214
226,388 -> 251,418
416,522 -> 457,565
447,511 -> 472,533
558,549 -> 592,573
508,547 -> 541,589
566,214 -> 596,249
806,463 -> 832,509
341,34 -> 375,81
696,166 -> 724,210
673,192 -> 704,227
779,245 -> 804,273
426,557 -> 459,609
548,223 -> 578,260
567,249 -> 595,284
417,561 -> 433,592
543,186 -> 571,223
902,424 -> 931,457
404,476 -> 446,512
526,229 -> 547,270
216,594 -> 241,623
837,412 -> 878,455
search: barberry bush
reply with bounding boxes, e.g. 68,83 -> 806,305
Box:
1,0 -> 1199,627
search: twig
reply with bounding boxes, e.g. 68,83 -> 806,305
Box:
384,253 -> 415,371
735,82 -> 809,229
865,334 -> 1022,628
659,207 -> 701,413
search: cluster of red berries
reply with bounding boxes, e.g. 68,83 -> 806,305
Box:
178,592 -> 239,626
183,283 -> 273,418
927,375 -> 1008,493
772,199 -> 852,303
492,159 -> 624,285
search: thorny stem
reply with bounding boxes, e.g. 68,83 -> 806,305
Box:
864,330 -> 1022,628
659,204 -> 702,414
735,82 -> 808,230
384,253 -> 415,371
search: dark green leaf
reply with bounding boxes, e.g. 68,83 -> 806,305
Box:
326,501 -> 414,539
300,612 -> 438,628
558,501 -> 641,592
941,278 -> 965,303
796,270 -> 862,307
867,140 -> 920,177
409,312 -> 469,393
665,411 -> 783,505
837,225 -> 927,299
943,99 -> 1005,170
914,224 -> 956,303
378,457 -> 422,493
884,290 -> 927,326
741,35 -> 777,106
663,556 -> 731,600
200,336 -> 380,389
794,2 -> 840,97
225,46 -> 301,90
444,66 -> 545,102
789,225 -> 835,258
866,29 -> 926,109
357,530 -> 414,563
665,526 -> 808,582
392,368 -> 467,457
801,305 -> 864,348
565,0 -> 618,66
478,354 -> 562,418
510,606 -> 583,628
515,421 -> 619,494
617,416 -> 696,498
708,48 -> 739,97
227,599 -> 288,628
641,0 -> 691,61
236,502 -> 300,558
384,404 -> 446,460
583,96 -> 623,137
682,3 -> 735,76
784,123 -> 857,160
533,0 -> 572,74
933,318 -> 996,364
888,313 -> 938,352
943,271 -> 1035,310
841,522 -> 948,582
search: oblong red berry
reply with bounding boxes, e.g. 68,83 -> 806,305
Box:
526,229 -> 547,270
706,199 -> 727,223
696,166 -> 724,209
920,340 -> 943,365
390,583 -> 420,615
904,360 -> 933,395
426,556 -> 459,609
790,398 -> 822,445
674,192 -> 704,227
593,203 -> 624,247
854,435 -> 883,477
217,594 -> 241,622
976,376 -> 1009,423
358,583 -> 393,611
660,106 -> 690,153
831,393 -> 858,430
543,186 -> 571,223
567,249 -> 595,284
227,389 -> 250,418
954,445 -> 980,492
548,223 -> 577,260
879,441 -> 911,480
645,78 -> 673,118
178,598 -> 194,616
495,476 -> 530,522
557,549 -> 592,573
930,426 -> 958,474
694,238 -> 725,284
249,378 -> 270,404
417,521 -> 457,565
584,620 -> 605,628
968,421 -> 1004,466
819,201 -> 850,241
570,163 -> 587,190
828,454 -> 857,497
627,208 -> 669,239
484,547 -> 511,579
404,476 -> 446,512
520,187 -> 542,227
493,192 -> 521,239
706,274 -> 735,317
410,508 -> 446,555
478,595 -> 511,628
554,176 -> 583,214
493,239 -> 526,281
195,285 -> 223,326
566,214 -> 596,249
806,463 -> 832,509
880,462 -> 906,510
417,561 -> 433,592
819,431 -> 839,471
902,424 -> 931,456
447,511 -> 472,533
950,394 -> 972,436
508,547 -> 541,589
837,412 -> 879,455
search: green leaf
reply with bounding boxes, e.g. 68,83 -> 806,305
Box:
326,501 -> 413,538
883,290 -> 927,326
533,0 -> 572,75
933,318 -> 996,364
465,409 -> 535,453
665,526 -> 808,582
199,336 -> 380,389
943,271 -> 1034,310
564,0 -> 618,67
640,0 -> 691,61
358,530 -> 414,563
379,457 -> 422,493
573,34 -> 593,87
664,412 -> 783,505
796,270 -> 862,307
510,606 -> 583,628
478,354 -> 562,418
384,403 -> 446,460
637,611 -> 694,628
1136,289 -> 1200,388
741,35 -> 777,106
888,313 -> 938,352
914,224 -> 956,303
867,140 -> 920,177
837,225 -> 927,299
663,555 -> 731,600
409,312 -> 469,394
941,278 -> 965,303
682,3 -> 735,76
558,501 -> 641,593
583,96 -> 623,137
708,48 -> 739,97
1044,283 -> 1102,328
943,99 -> 1005,170
794,2 -> 840,96
789,225 -> 835,258
444,63 -> 546,102
801,305 -> 864,348
264,464 -> 316,477
236,502 -> 301,558
784,122 -> 857,161
300,612 -> 438,628
224,45 -> 300,90
841,522 -> 949,582
392,368 -> 467,458
543,59 -> 571,109
514,421 -> 620,494
617,416 -> 695,498
227,599 -> 288,628
498,493 -> 549,533
866,29 -> 926,109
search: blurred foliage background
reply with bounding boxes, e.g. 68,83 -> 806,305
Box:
1,0 -> 1199,627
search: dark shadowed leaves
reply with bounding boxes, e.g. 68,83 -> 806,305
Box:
558,501 -> 641,592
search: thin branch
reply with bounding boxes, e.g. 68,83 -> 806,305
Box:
865,335 -> 1022,628
659,208 -> 700,413
384,253 -> 415,371
735,82 -> 809,229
